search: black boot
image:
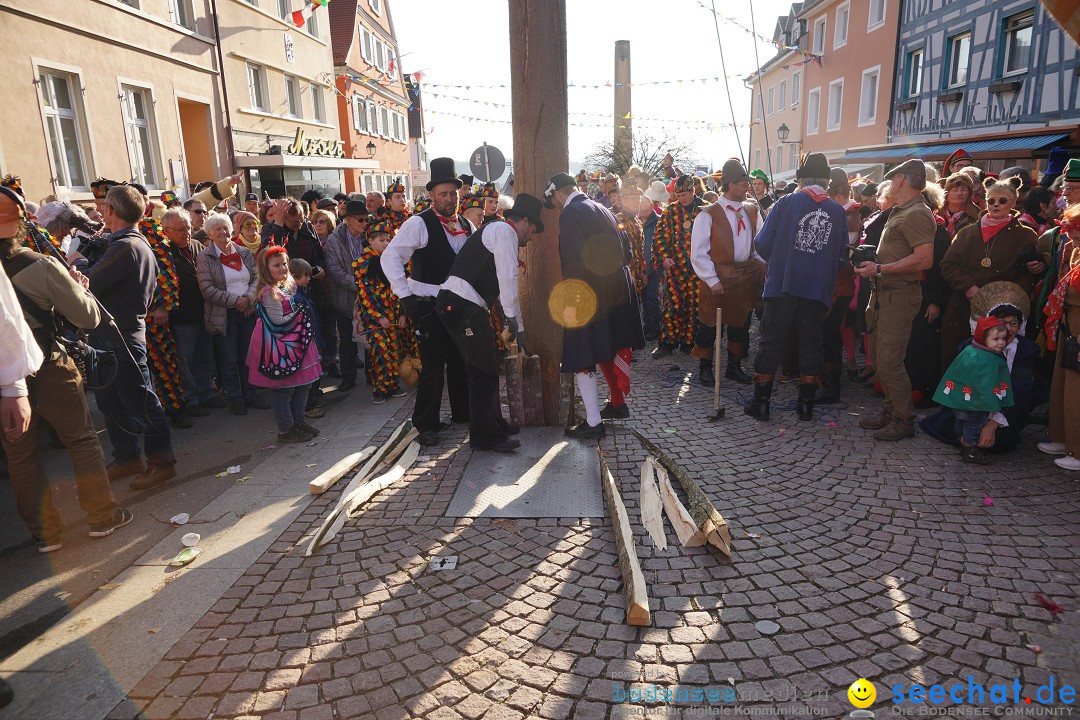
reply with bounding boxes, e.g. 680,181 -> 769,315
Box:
797,378 -> 818,421
699,358 -> 715,387
817,364 -> 842,404
743,377 -> 773,421
724,351 -> 753,384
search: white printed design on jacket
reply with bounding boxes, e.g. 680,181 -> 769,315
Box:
795,209 -> 833,254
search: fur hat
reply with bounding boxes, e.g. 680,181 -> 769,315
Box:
944,172 -> 975,195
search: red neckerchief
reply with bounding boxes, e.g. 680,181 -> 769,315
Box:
437,213 -> 467,236
1044,264 -> 1080,351
980,214 -> 1012,244
220,251 -> 242,271
725,203 -> 746,234
800,187 -> 829,203
945,209 -> 967,236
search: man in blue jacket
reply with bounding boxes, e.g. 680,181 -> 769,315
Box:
745,153 -> 848,423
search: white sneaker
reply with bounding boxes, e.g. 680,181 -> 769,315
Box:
1038,441 -> 1068,456
1054,455 -> 1080,471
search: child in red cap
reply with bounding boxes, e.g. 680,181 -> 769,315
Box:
933,317 -> 1014,463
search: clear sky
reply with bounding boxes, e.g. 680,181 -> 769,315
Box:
392,0 -> 799,180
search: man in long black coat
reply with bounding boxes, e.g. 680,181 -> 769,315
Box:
544,173 -> 645,439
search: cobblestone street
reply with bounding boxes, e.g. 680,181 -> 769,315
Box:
114,354 -> 1080,720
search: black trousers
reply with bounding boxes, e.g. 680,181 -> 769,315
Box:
412,298 -> 469,433
693,312 -> 752,357
822,295 -> 851,366
335,313 -> 359,384
437,291 -> 508,449
754,295 -> 828,378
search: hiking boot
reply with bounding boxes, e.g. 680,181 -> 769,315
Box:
565,421 -> 606,440
107,458 -> 145,482
796,379 -> 818,422
600,401 -> 630,420
874,419 -> 915,441
277,426 -> 312,444
743,377 -> 773,422
296,421 -> 320,437
817,364 -> 842,404
859,407 -> 892,430
88,507 -> 134,537
130,465 -> 177,490
724,352 -> 752,384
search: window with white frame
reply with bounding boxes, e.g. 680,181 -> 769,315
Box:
172,0 -> 195,30
946,32 -> 971,87
827,79 -> 843,131
813,16 -> 826,54
755,149 -> 761,169
806,86 -> 821,134
121,85 -> 160,188
779,80 -> 787,111
907,49 -> 924,97
775,146 -> 783,173
1002,10 -> 1033,76
386,48 -> 396,77
834,2 -> 849,48
311,84 -> 325,123
859,67 -> 880,126
244,0 -> 257,6
369,102 -> 378,134
284,75 -> 302,118
37,69 -> 90,190
277,0 -> 290,20
247,63 -> 268,111
792,72 -> 801,106
361,27 -> 373,62
789,145 -> 797,170
380,106 -> 389,137
868,0 -> 886,30
306,9 -> 319,37
375,41 -> 385,71
756,91 -> 762,120
368,0 -> 381,15
767,87 -> 774,115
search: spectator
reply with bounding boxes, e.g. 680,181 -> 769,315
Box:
939,173 -> 980,237
231,210 -> 262,254
334,193 -> 349,217
939,177 -> 1040,369
300,189 -> 324,214
183,198 -> 209,244
311,209 -> 336,244
197,213 -> 264,415
366,191 -> 385,216
1018,186 -> 1059,235
324,199 -> 371,392
2,185 -> 133,551
161,208 -> 222,418
316,198 -> 338,217
87,185 -> 177,490
854,160 -> 936,441
1000,166 -> 1033,203
1040,204 -> 1080,470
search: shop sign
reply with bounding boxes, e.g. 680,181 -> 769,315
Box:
286,127 -> 345,158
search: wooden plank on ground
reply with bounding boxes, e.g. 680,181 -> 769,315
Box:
631,429 -> 732,558
309,448 -> 375,495
598,449 -> 651,626
655,465 -> 705,547
344,442 -> 420,517
639,458 -> 667,550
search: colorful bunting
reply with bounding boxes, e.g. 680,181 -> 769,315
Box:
292,0 -> 329,29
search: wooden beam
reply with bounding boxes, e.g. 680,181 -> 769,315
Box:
631,429 -> 732,558
655,464 -> 705,547
598,449 -> 651,626
309,447 -> 376,495
510,0 -> 569,425
639,458 -> 667,550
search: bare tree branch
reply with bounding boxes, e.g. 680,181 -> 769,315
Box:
584,132 -> 700,177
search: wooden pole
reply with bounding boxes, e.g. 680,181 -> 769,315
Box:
713,308 -> 722,412
613,40 -> 632,169
510,0 -> 569,426
599,449 -> 651,626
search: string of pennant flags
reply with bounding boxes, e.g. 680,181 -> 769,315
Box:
422,108 -> 745,132
694,1 -> 823,65
415,75 -> 748,91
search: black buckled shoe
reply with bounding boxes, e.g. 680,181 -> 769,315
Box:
600,402 -> 630,420
564,421 -> 606,440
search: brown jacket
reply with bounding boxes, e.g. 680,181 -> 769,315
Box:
696,202 -> 765,327
196,243 -> 258,336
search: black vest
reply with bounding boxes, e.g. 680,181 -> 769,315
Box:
413,209 -> 474,286
447,222 -> 501,308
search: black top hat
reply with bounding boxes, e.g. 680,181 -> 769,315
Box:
796,153 -> 831,180
458,173 -> 474,187
543,172 -> 577,208
340,200 -> 370,218
504,193 -> 545,234
427,158 -> 464,191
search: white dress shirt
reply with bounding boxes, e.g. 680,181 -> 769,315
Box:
382,213 -> 469,300
0,262 -> 44,397
441,221 -> 524,331
690,200 -> 760,287
212,241 -> 250,299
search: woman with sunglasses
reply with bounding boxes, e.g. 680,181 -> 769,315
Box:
230,211 -> 262,254
939,176 -> 1042,370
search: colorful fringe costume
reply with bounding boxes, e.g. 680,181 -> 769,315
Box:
384,208 -> 410,236
140,216 -> 184,412
354,248 -> 401,395
653,198 -> 704,348
618,211 -> 647,300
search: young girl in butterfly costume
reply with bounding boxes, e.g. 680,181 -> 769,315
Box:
247,247 -> 322,443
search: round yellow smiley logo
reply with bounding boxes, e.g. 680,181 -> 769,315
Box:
848,678 -> 876,708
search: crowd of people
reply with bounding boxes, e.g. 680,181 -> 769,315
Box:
0,144 -> 1079,560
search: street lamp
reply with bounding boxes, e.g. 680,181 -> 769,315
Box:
777,123 -> 791,142
366,141 -> 377,158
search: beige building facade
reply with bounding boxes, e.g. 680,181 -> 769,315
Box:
1,0 -> 230,203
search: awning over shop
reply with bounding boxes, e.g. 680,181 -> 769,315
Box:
837,133 -> 1071,164
235,155 -> 380,170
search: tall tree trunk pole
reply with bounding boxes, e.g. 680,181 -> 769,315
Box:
509,0 -> 569,426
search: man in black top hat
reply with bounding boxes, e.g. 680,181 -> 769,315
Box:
382,158 -> 475,445
544,172 -> 645,440
436,193 -> 544,452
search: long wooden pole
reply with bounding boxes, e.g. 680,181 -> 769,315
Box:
509,0 -> 569,426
